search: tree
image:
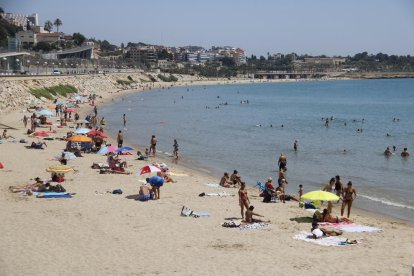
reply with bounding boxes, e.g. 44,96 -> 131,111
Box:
100,40 -> 117,51
33,41 -> 52,52
73,32 -> 86,46
44,20 -> 53,32
0,7 -> 4,19
53,18 -> 62,33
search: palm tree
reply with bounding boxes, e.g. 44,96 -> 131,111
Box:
44,20 -> 53,33
53,18 -> 62,33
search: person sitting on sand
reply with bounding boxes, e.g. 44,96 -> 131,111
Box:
220,172 -> 234,188
401,147 -> 410,157
276,184 -> 300,203
230,170 -> 241,185
262,177 -> 277,203
322,208 -> 352,223
2,130 -> 15,139
160,169 -> 176,183
310,221 -> 343,239
384,147 -> 392,157
137,184 -> 154,201
238,182 -> 250,219
244,206 -> 269,223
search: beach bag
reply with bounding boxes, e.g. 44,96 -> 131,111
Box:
112,189 -> 123,194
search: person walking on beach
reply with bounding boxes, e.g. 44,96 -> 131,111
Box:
341,181 -> 357,218
173,139 -> 179,159
334,175 -> 343,203
238,182 -> 250,219
117,130 -> 123,148
123,114 -> 126,127
150,135 -> 157,156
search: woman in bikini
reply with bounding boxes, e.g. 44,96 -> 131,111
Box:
322,209 -> 352,223
341,181 -> 357,218
238,182 -> 250,219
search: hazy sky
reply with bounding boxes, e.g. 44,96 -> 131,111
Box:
2,0 -> 414,56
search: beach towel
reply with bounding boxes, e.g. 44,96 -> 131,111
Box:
206,184 -> 221,187
33,192 -> 69,196
239,223 -> 271,231
294,231 -> 351,246
36,193 -> 72,198
205,192 -> 234,197
318,222 -> 382,233
181,206 -> 208,218
169,172 -> 188,177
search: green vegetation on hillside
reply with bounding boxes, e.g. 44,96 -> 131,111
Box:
30,85 -> 77,100
116,79 -> 134,85
157,74 -> 178,82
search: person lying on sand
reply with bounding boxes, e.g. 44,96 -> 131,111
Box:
322,209 -> 352,223
29,142 -> 47,149
310,221 -> 343,239
244,206 -> 270,223
9,177 -> 44,193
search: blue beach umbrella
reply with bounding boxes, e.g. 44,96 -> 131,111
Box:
74,128 -> 90,135
116,146 -> 134,152
97,146 -> 118,155
37,109 -> 53,117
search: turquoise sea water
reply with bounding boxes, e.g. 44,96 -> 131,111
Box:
101,79 -> 414,222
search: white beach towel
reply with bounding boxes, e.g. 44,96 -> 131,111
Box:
318,223 -> 382,233
293,231 -> 348,246
239,223 -> 271,231
206,184 -> 221,187
205,192 -> 234,197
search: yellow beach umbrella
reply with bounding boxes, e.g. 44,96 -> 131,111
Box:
67,135 -> 92,143
46,164 -> 74,174
301,190 -> 339,201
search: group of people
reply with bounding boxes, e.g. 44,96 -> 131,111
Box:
384,146 -> 410,157
322,175 -> 357,218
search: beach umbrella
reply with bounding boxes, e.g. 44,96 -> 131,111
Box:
75,119 -> 89,124
56,101 -> 65,105
55,152 -> 77,161
74,128 -> 90,135
301,190 -> 340,202
67,135 -> 92,143
87,130 -> 108,138
46,164 -> 74,173
65,108 -> 77,113
33,131 -> 49,137
73,95 -> 83,101
139,165 -> 161,175
36,109 -> 53,117
97,146 -> 118,155
48,105 -> 56,109
116,146 -> 134,152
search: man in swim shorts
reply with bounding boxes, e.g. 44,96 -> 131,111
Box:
150,135 -> 157,156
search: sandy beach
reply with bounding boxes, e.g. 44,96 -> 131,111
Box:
0,75 -> 413,276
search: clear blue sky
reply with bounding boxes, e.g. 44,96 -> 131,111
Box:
2,0 -> 414,56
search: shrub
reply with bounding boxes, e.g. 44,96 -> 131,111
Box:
30,85 -> 77,100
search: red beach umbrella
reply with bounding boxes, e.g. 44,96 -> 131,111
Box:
65,108 -> 77,113
139,165 -> 161,175
87,130 -> 108,138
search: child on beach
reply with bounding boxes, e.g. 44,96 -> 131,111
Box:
298,184 -> 304,199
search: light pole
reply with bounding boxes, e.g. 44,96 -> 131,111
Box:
16,58 -> 20,73
44,61 -> 48,75
2,57 -> 8,74
36,61 -> 39,75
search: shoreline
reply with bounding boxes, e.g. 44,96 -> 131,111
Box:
1,75 -> 414,275
98,82 -> 414,227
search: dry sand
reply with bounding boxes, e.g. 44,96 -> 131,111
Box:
0,77 -> 413,276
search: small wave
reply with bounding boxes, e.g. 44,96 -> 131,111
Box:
359,194 -> 414,210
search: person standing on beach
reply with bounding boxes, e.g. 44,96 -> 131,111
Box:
94,105 -> 98,116
341,181 -> 357,218
334,175 -> 343,202
238,182 -> 250,219
123,114 -> 126,127
23,115 -> 28,129
146,173 -> 164,200
150,135 -> 157,156
117,130 -> 123,148
173,139 -> 179,159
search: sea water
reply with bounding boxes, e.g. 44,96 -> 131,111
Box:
100,79 -> 414,222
